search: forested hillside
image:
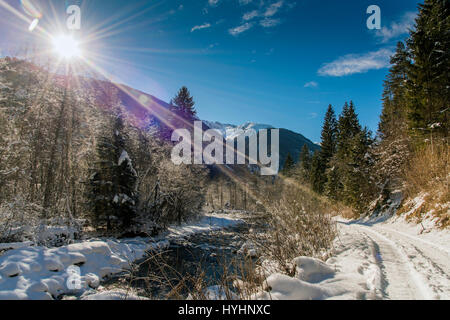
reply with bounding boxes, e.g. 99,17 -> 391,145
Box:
284,0 -> 449,226
0,58 -> 208,242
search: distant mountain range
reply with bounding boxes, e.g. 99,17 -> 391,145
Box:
85,82 -> 321,171
37,69 -> 321,172
203,121 -> 320,170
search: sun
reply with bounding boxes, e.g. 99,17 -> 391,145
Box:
51,34 -> 82,59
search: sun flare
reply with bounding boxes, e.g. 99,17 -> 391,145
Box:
51,34 -> 82,59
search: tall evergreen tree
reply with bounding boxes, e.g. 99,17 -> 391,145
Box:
407,0 -> 449,137
310,150 -> 323,193
299,144 -> 312,172
281,152 -> 295,175
379,41 -> 411,140
320,105 -> 338,164
331,102 -> 373,210
309,105 -> 339,194
173,86 -> 197,122
336,101 -> 362,161
88,110 -> 138,232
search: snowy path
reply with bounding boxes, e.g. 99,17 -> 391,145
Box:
337,221 -> 450,300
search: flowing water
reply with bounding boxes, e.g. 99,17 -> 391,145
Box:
103,214 -> 265,299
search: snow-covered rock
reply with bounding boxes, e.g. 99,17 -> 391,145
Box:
0,238 -> 169,300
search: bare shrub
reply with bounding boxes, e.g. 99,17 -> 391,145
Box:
249,179 -> 337,276
0,196 -> 84,245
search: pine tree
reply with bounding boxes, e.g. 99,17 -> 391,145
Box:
310,150 -> 323,193
299,144 -> 311,172
322,102 -> 369,209
324,158 -> 341,200
310,105 -> 338,194
173,86 -> 197,123
88,110 -> 138,232
407,0 -> 450,137
320,105 -> 338,165
281,153 -> 295,175
379,41 -> 411,141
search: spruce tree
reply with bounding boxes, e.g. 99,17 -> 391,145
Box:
332,102 -> 373,211
407,0 -> 449,137
337,101 -> 361,159
281,153 -> 295,175
311,105 -> 338,194
310,150 -> 323,193
379,41 -> 411,140
173,86 -> 197,122
88,110 -> 138,232
320,105 -> 338,165
299,144 -> 311,173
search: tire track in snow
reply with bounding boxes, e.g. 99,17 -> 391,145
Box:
356,225 -> 438,300
370,226 -> 450,299
375,226 -> 450,257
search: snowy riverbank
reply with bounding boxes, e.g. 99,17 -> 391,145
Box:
0,213 -> 244,300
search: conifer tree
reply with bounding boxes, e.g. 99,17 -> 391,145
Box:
310,150 -> 323,193
311,105 -> 338,194
320,105 -> 338,165
88,110 -> 138,232
173,86 -> 197,122
282,153 -> 295,175
299,144 -> 311,173
379,42 -> 411,140
407,0 -> 449,137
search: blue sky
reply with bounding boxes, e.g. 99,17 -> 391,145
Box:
0,0 -> 421,142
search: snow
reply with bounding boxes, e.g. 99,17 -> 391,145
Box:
203,121 -> 274,141
118,150 -> 131,166
0,212 -> 244,300
238,240 -> 258,258
161,213 -> 244,240
255,216 -> 450,300
0,242 -> 33,251
80,288 -> 148,300
117,150 -> 137,176
0,238 -> 169,300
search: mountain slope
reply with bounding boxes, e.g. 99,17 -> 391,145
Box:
204,121 -> 321,170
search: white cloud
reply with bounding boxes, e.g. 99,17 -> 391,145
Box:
208,0 -> 220,6
304,81 -> 318,88
239,0 -> 253,5
243,10 -> 259,21
191,23 -> 211,32
376,12 -> 416,43
264,1 -> 283,17
260,18 -> 281,27
318,48 -> 393,77
229,22 -> 253,36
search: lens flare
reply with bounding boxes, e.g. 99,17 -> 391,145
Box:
20,0 -> 42,19
28,18 -> 39,31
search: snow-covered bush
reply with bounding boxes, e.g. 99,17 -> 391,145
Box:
152,160 -> 207,227
0,197 -> 41,243
0,196 -> 84,246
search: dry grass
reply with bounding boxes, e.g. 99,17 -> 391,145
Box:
247,179 -> 338,276
401,141 -> 449,227
105,247 -> 268,300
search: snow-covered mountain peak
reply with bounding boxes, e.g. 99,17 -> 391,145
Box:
203,120 -> 274,141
